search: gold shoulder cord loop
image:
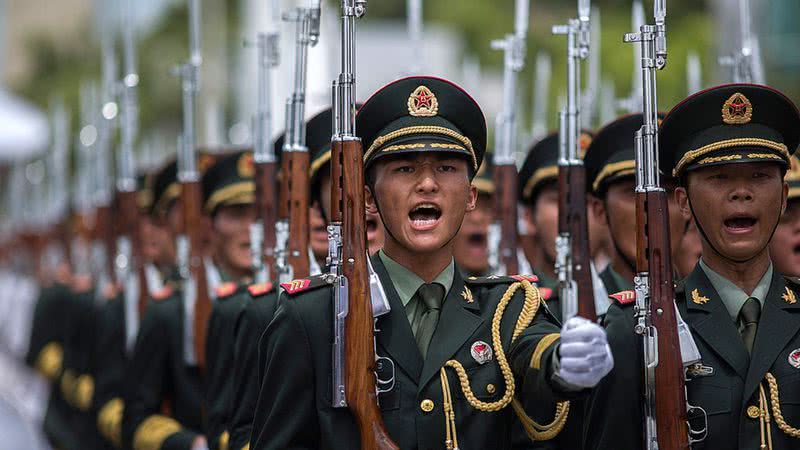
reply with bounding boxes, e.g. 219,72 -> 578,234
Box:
438,280 -> 569,447
766,372 -> 800,440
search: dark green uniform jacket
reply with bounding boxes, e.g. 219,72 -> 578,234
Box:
251,255 -> 576,450
205,283 -> 248,450
585,264 -> 800,449
228,283 -> 278,450
26,282 -> 81,450
598,265 -> 632,296
121,288 -> 205,450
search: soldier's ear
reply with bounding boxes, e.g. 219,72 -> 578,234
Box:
365,186 -> 379,214
522,206 -> 536,236
465,184 -> 478,212
781,181 -> 789,216
674,186 -> 692,221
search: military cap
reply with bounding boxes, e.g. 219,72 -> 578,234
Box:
201,150 -> 255,214
585,113 -> 663,196
518,131 -> 592,202
472,156 -> 494,195
660,83 -> 800,178
151,159 -> 179,219
357,76 -> 486,176
136,173 -> 154,213
787,156 -> 800,201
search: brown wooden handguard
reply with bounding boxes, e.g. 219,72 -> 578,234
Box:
287,151 -> 310,278
644,190 -> 689,449
330,143 -> 343,224
493,164 -> 519,275
255,161 -> 278,279
566,165 -> 595,322
182,180 -> 211,370
339,139 -> 399,450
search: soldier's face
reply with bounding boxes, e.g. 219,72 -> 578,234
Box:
366,153 -> 476,256
603,179 -> 638,264
453,192 -> 494,275
675,220 -> 703,278
212,203 -> 256,274
309,202 -> 328,259
769,200 -> 800,276
366,208 -> 385,255
141,215 -> 175,267
524,182 -> 559,265
677,162 -> 787,263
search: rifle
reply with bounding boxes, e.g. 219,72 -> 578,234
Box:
530,51 -> 551,143
624,1 -> 705,447
176,0 -> 212,369
280,0 -> 321,281
719,0 -> 764,83
250,32 -> 280,284
406,0 -> 423,74
552,0 -> 596,322
488,0 -> 529,277
329,0 -> 398,448
116,0 -> 148,316
618,0 -> 645,115
686,51 -> 702,95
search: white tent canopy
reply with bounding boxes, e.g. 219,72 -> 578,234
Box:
0,89 -> 49,162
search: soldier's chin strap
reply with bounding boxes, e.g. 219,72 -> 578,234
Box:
686,185 -> 782,265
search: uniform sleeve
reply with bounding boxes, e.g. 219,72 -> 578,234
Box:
122,299 -> 201,450
250,295 -> 318,450
205,300 -> 239,450
582,302 -> 642,450
229,299 -> 272,450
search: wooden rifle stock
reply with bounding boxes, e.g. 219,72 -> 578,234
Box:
255,160 -> 278,281
635,190 -> 689,448
337,139 -> 398,450
567,165 -> 595,321
183,180 -> 211,369
279,157 -> 291,222
287,151 -> 311,277
493,164 -> 519,275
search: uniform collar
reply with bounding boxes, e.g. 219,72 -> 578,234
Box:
698,257 -> 772,322
378,249 -> 454,307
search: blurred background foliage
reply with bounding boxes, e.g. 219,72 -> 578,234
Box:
8,0 -> 797,149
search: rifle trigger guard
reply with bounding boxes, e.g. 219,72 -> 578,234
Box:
375,356 -> 396,395
686,402 -> 708,445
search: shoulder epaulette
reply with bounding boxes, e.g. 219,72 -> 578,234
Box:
248,282 -> 275,298
152,285 -> 174,301
609,290 -> 635,305
281,274 -> 330,295
511,274 -> 540,283
465,275 -> 515,286
539,287 -> 553,300
215,282 -> 239,299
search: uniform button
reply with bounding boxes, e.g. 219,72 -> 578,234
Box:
486,383 -> 496,394
747,405 -> 760,419
420,399 -> 434,413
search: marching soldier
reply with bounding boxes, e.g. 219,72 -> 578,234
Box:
770,156 -> 800,277
584,83 -> 800,450
453,158 -> 495,277
226,106 -> 338,450
583,113 -> 689,293
121,149 -> 252,450
250,76 -> 614,450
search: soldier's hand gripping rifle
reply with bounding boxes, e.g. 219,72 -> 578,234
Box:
488,0 -> 529,277
250,32 -> 280,284
115,0 -> 148,316
553,0 -> 596,322
328,1 -> 398,448
624,1 -> 705,447
278,0 -> 322,282
176,0 -> 212,369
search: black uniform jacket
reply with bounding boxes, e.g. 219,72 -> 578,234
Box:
121,288 -> 204,450
251,255 -> 574,450
205,283 -> 249,450
228,283 -> 278,450
585,264 -> 800,450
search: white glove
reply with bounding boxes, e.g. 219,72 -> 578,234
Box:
191,436 -> 209,450
557,316 -> 614,388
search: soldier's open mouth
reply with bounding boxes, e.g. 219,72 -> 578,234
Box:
723,215 -> 757,232
409,203 -> 442,229
468,232 -> 486,247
